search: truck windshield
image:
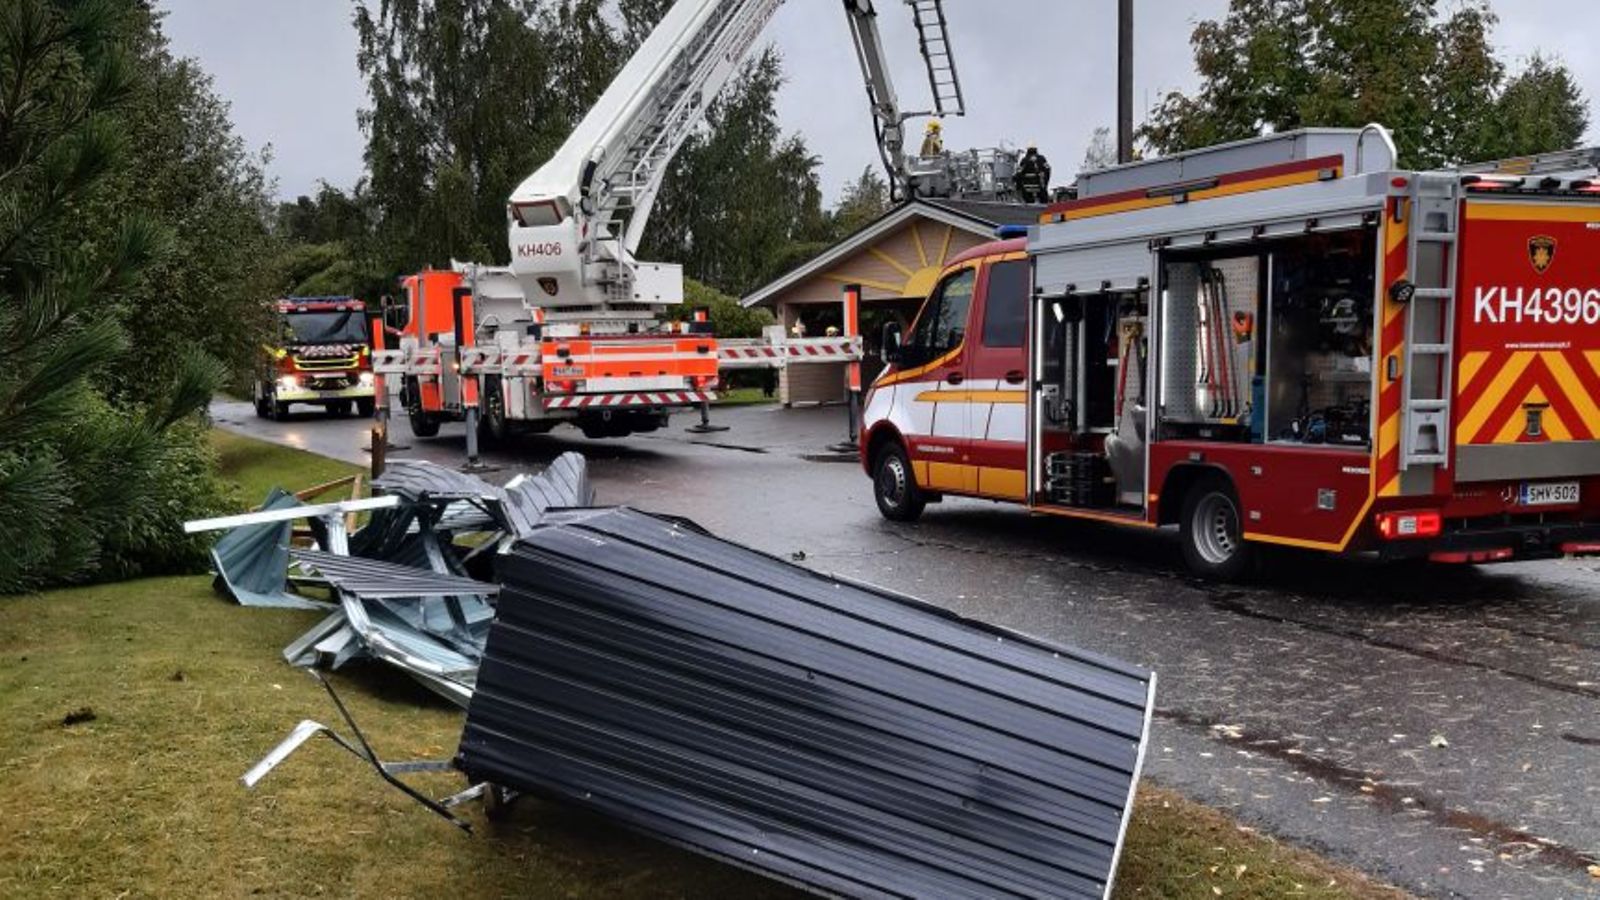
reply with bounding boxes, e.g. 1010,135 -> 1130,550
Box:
284,310 -> 368,345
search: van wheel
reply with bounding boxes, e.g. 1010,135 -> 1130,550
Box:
873,442 -> 926,522
1179,477 -> 1253,580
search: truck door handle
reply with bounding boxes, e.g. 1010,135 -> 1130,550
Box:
945,373 -> 964,385
1004,369 -> 1025,384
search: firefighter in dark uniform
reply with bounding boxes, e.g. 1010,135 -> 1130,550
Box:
1013,143 -> 1051,203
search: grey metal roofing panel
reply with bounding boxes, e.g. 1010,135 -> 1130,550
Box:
372,460 -> 502,501
210,489 -> 328,610
372,454 -> 593,539
458,507 -> 1154,899
290,549 -> 498,599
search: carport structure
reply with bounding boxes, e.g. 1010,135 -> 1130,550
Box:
742,198 -> 1042,404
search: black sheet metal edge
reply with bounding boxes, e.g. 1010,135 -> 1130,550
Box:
459,507 -> 1155,899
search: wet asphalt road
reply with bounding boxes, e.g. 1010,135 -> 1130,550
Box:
212,399 -> 1600,899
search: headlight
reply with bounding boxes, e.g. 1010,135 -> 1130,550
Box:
278,375 -> 298,390
359,372 -> 375,386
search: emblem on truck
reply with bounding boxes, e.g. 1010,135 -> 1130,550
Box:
1528,235 -> 1556,273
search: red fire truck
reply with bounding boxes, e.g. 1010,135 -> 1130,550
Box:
254,297 -> 376,420
862,127 -> 1600,577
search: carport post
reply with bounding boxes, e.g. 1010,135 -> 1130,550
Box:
828,284 -> 863,453
456,276 -> 493,472
369,312 -> 388,477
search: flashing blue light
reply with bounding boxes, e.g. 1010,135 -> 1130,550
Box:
994,224 -> 1029,239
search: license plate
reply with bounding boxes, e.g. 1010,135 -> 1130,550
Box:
550,365 -> 584,378
1520,481 -> 1580,506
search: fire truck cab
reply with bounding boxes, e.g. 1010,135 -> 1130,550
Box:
254,297 -> 376,420
863,127 -> 1600,577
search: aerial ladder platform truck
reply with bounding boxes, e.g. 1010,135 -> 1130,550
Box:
377,0 -> 1002,443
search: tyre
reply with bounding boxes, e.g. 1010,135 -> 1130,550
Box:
1179,477 -> 1254,580
873,442 -> 926,522
478,377 -> 510,445
270,394 -> 290,420
253,384 -> 270,418
356,397 -> 376,418
404,377 -> 440,438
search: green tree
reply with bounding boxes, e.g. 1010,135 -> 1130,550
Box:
273,182 -> 390,300
684,278 -> 773,339
831,166 -> 892,237
356,0 -> 562,270
641,49 -> 829,296
0,0 -> 230,592
1143,0 -> 1587,167
78,3 -> 282,397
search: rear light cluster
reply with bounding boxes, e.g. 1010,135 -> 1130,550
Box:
1561,542 -> 1600,556
1375,510 -> 1441,540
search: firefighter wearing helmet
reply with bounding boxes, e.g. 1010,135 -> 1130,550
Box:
919,120 -> 944,157
1014,142 -> 1052,203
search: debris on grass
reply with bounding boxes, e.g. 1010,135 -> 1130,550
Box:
61,707 -> 97,727
187,453 -> 592,705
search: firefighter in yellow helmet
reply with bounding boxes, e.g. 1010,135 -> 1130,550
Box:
919,120 -> 944,157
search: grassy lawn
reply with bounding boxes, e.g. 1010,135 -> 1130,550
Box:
0,432 -> 1406,898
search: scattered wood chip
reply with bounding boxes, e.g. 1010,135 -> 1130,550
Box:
1430,734 -> 1450,749
61,707 -> 96,727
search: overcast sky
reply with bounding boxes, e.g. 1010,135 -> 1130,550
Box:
158,0 -> 1600,204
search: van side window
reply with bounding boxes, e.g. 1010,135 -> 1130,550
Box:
906,268 -> 976,364
981,260 -> 1028,347
928,268 -> 975,354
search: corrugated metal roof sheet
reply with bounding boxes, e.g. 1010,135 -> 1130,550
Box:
210,489 -> 329,610
290,549 -> 499,599
458,507 -> 1154,899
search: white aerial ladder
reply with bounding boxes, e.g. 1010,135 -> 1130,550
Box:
507,0 -> 971,323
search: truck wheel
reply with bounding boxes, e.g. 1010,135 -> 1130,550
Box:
1179,477 -> 1253,580
271,394 -> 291,420
479,377 -> 510,445
356,398 -> 375,418
254,385 -> 270,418
404,378 -> 440,438
408,406 -> 440,438
873,442 -> 926,522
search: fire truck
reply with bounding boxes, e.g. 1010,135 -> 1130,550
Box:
382,264 -> 719,441
862,127 -> 1600,577
254,296 -> 376,420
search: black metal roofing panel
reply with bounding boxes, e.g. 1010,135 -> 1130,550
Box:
458,508 -> 1154,899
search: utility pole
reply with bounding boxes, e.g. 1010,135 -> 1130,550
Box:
1117,0 -> 1134,163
